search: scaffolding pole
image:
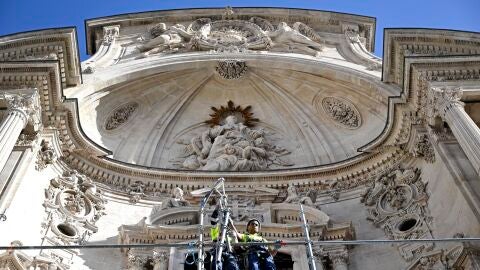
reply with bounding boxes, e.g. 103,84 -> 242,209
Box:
300,204 -> 317,270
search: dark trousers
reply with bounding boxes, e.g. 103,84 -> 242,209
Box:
210,249 -> 240,270
247,251 -> 276,270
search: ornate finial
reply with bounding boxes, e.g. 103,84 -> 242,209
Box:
205,100 -> 258,127
223,6 -> 235,20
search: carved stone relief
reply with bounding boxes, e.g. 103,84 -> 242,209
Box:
412,134 -> 435,163
283,185 -> 321,209
35,139 -> 56,170
104,102 -> 138,131
173,101 -> 293,171
215,60 -> 247,79
321,97 -> 362,129
43,171 -> 106,244
361,167 -> 433,261
134,15 -> 324,57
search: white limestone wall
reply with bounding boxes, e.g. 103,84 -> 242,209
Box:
321,197 -> 405,270
74,198 -> 152,269
425,141 -> 480,238
0,149 -> 56,258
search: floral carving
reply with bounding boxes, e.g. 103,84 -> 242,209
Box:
321,97 -> 361,129
105,102 -> 138,130
43,171 -> 106,244
216,60 -> 248,79
362,167 -> 433,261
412,134 -> 435,163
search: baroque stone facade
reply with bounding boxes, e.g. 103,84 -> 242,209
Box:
1,7 -> 480,270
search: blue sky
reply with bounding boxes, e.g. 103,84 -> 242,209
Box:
1,0 -> 479,60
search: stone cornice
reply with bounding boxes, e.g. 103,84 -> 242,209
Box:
382,28 -> 480,86
85,7 -> 375,55
361,55 -> 480,152
0,28 -> 81,87
0,61 -> 110,157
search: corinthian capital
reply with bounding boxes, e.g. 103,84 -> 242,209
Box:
426,86 -> 463,120
2,89 -> 42,130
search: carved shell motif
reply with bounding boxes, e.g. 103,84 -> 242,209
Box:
321,97 -> 361,129
105,102 -> 138,130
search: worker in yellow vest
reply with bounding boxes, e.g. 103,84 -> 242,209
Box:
232,218 -> 277,270
210,207 -> 240,270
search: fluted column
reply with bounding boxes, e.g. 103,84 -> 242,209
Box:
0,90 -> 40,172
428,87 -> 480,174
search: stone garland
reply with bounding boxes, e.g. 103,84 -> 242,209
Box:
104,102 -> 138,130
321,97 -> 361,129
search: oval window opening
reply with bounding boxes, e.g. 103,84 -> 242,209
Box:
57,223 -> 76,237
398,218 -> 417,232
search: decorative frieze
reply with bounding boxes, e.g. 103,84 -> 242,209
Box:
321,97 -> 361,129
104,102 -> 139,131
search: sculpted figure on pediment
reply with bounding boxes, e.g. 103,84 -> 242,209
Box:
134,18 -> 324,57
267,22 -> 324,56
284,185 -> 321,209
137,23 -> 204,57
160,187 -> 190,209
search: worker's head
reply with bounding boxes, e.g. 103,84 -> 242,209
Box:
246,219 -> 261,234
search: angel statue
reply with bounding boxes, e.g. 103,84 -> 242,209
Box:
266,22 -> 324,56
136,23 -> 209,58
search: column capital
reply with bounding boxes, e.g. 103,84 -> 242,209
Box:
426,86 -> 463,120
329,249 -> 349,265
152,249 -> 169,263
2,89 -> 41,131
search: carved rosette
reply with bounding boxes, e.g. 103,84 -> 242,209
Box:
43,171 -> 106,244
104,102 -> 139,131
215,60 -> 247,79
361,167 -> 433,261
321,97 -> 362,129
195,20 -> 271,51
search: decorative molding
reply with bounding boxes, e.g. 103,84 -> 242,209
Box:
0,28 -> 81,87
43,171 -> 107,244
426,86 -> 463,121
362,167 -> 433,261
104,102 -> 139,131
35,139 -> 57,170
321,97 -> 362,129
215,60 -> 248,79
412,134 -> 435,163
